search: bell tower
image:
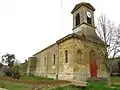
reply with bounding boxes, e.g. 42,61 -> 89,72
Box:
71,2 -> 97,37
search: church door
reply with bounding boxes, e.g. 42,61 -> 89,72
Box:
89,51 -> 97,77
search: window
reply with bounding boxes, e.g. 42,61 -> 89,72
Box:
44,57 -> 46,66
76,13 -> 80,26
53,54 -> 55,65
87,16 -> 91,24
65,50 -> 68,63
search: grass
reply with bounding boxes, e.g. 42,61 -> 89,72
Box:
87,81 -> 120,90
51,85 -> 84,90
0,76 -> 64,90
51,81 -> 120,90
0,76 -> 120,90
21,76 -> 54,81
0,80 -> 28,90
111,76 -> 120,85
0,76 -> 55,90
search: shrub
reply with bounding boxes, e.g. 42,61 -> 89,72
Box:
12,71 -> 21,79
28,73 -> 35,77
5,69 -> 12,76
12,64 -> 21,79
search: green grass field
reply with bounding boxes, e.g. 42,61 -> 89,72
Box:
51,81 -> 120,90
0,76 -> 68,90
0,80 -> 28,90
52,77 -> 120,90
0,76 -> 120,90
0,76 -> 55,90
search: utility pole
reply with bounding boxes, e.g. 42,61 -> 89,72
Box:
61,0 -> 62,8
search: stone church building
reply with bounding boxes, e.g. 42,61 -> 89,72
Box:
27,2 -> 107,81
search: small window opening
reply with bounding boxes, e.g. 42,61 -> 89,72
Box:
53,54 -> 55,65
76,13 -> 80,26
87,16 -> 92,24
65,50 -> 68,63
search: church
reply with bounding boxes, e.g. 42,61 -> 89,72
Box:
27,2 -> 107,81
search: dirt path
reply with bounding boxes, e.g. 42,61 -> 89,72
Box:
0,76 -> 70,86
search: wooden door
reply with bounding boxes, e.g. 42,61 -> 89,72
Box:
90,50 -> 97,77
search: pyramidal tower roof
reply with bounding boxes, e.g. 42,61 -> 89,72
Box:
71,2 -> 95,14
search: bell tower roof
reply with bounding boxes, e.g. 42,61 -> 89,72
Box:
71,2 -> 95,14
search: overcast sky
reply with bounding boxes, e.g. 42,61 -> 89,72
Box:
0,0 -> 120,63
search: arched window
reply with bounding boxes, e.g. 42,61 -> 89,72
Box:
53,54 -> 55,65
44,57 -> 47,66
87,16 -> 91,24
65,50 -> 68,63
76,13 -> 80,26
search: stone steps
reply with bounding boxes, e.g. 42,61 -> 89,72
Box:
70,80 -> 87,87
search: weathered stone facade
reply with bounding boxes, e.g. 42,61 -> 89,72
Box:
27,2 -> 107,81
27,56 -> 37,76
35,43 -> 59,79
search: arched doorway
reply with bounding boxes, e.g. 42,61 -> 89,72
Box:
89,50 -> 98,77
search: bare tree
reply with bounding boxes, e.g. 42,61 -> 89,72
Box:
97,14 -> 120,86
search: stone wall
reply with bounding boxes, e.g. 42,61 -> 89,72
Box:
27,57 -> 37,76
35,43 -> 59,79
72,38 -> 88,81
72,38 -> 107,81
58,38 -> 74,80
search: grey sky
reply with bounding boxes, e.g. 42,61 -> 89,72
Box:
0,0 -> 119,62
